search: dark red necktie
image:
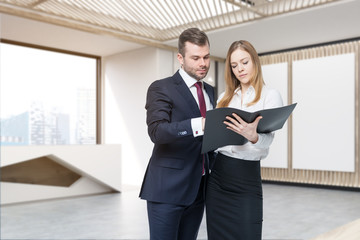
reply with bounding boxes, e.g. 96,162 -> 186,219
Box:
195,81 -> 206,175
195,82 -> 206,117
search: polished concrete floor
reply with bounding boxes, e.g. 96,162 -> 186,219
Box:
1,183 -> 360,240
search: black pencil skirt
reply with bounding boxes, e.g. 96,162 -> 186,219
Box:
206,153 -> 263,240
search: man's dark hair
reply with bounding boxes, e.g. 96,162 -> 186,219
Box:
178,28 -> 210,57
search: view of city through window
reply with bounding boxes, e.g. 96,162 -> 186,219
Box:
0,43 -> 97,145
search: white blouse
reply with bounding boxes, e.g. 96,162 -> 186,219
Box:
216,85 -> 283,161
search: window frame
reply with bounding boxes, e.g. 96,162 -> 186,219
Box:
0,39 -> 102,145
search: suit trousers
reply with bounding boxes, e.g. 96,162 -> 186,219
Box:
146,177 -> 205,240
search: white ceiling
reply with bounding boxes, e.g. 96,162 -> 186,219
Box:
1,0 -> 359,59
204,0 -> 360,57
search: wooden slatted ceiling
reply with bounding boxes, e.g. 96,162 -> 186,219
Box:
0,0 -> 342,41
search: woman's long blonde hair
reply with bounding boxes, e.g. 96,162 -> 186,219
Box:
217,40 -> 265,108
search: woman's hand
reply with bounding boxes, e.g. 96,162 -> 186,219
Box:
224,113 -> 262,144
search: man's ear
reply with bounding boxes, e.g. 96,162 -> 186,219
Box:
177,53 -> 184,66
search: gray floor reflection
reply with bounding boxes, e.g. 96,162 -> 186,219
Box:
1,183 -> 360,240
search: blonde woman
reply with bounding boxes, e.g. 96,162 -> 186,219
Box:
206,40 -> 283,240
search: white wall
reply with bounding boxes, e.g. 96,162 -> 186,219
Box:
103,47 -> 174,186
217,61 -> 226,97
0,14 -> 143,57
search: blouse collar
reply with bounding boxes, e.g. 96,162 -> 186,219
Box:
234,85 -> 255,96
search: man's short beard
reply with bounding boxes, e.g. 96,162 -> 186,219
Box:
186,68 -> 208,81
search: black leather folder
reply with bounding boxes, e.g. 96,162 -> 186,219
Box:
201,103 -> 297,153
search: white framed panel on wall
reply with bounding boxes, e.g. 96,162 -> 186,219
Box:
261,62 -> 289,168
292,53 -> 355,172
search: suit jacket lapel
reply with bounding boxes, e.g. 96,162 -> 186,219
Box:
173,71 -> 216,116
173,71 -> 201,117
204,83 -> 215,108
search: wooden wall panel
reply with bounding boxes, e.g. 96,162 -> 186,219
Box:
260,41 -> 360,188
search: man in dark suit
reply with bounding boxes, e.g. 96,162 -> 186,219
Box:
139,28 -> 215,240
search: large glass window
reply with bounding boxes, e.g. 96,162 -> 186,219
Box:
0,41 -> 98,145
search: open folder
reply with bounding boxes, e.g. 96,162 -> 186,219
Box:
201,103 -> 297,153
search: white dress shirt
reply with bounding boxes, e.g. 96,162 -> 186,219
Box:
217,85 -> 283,161
179,68 -> 213,137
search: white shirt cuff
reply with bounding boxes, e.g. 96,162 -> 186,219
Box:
252,132 -> 274,148
191,117 -> 204,137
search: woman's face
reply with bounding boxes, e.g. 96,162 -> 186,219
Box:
230,48 -> 254,89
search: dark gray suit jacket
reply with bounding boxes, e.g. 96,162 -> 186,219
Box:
139,70 -> 215,205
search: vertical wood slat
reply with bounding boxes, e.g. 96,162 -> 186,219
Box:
212,0 -> 222,27
355,41 -> 360,187
114,1 -> 157,37
204,0 -> 217,29
260,40 -> 360,188
197,0 -> 211,29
